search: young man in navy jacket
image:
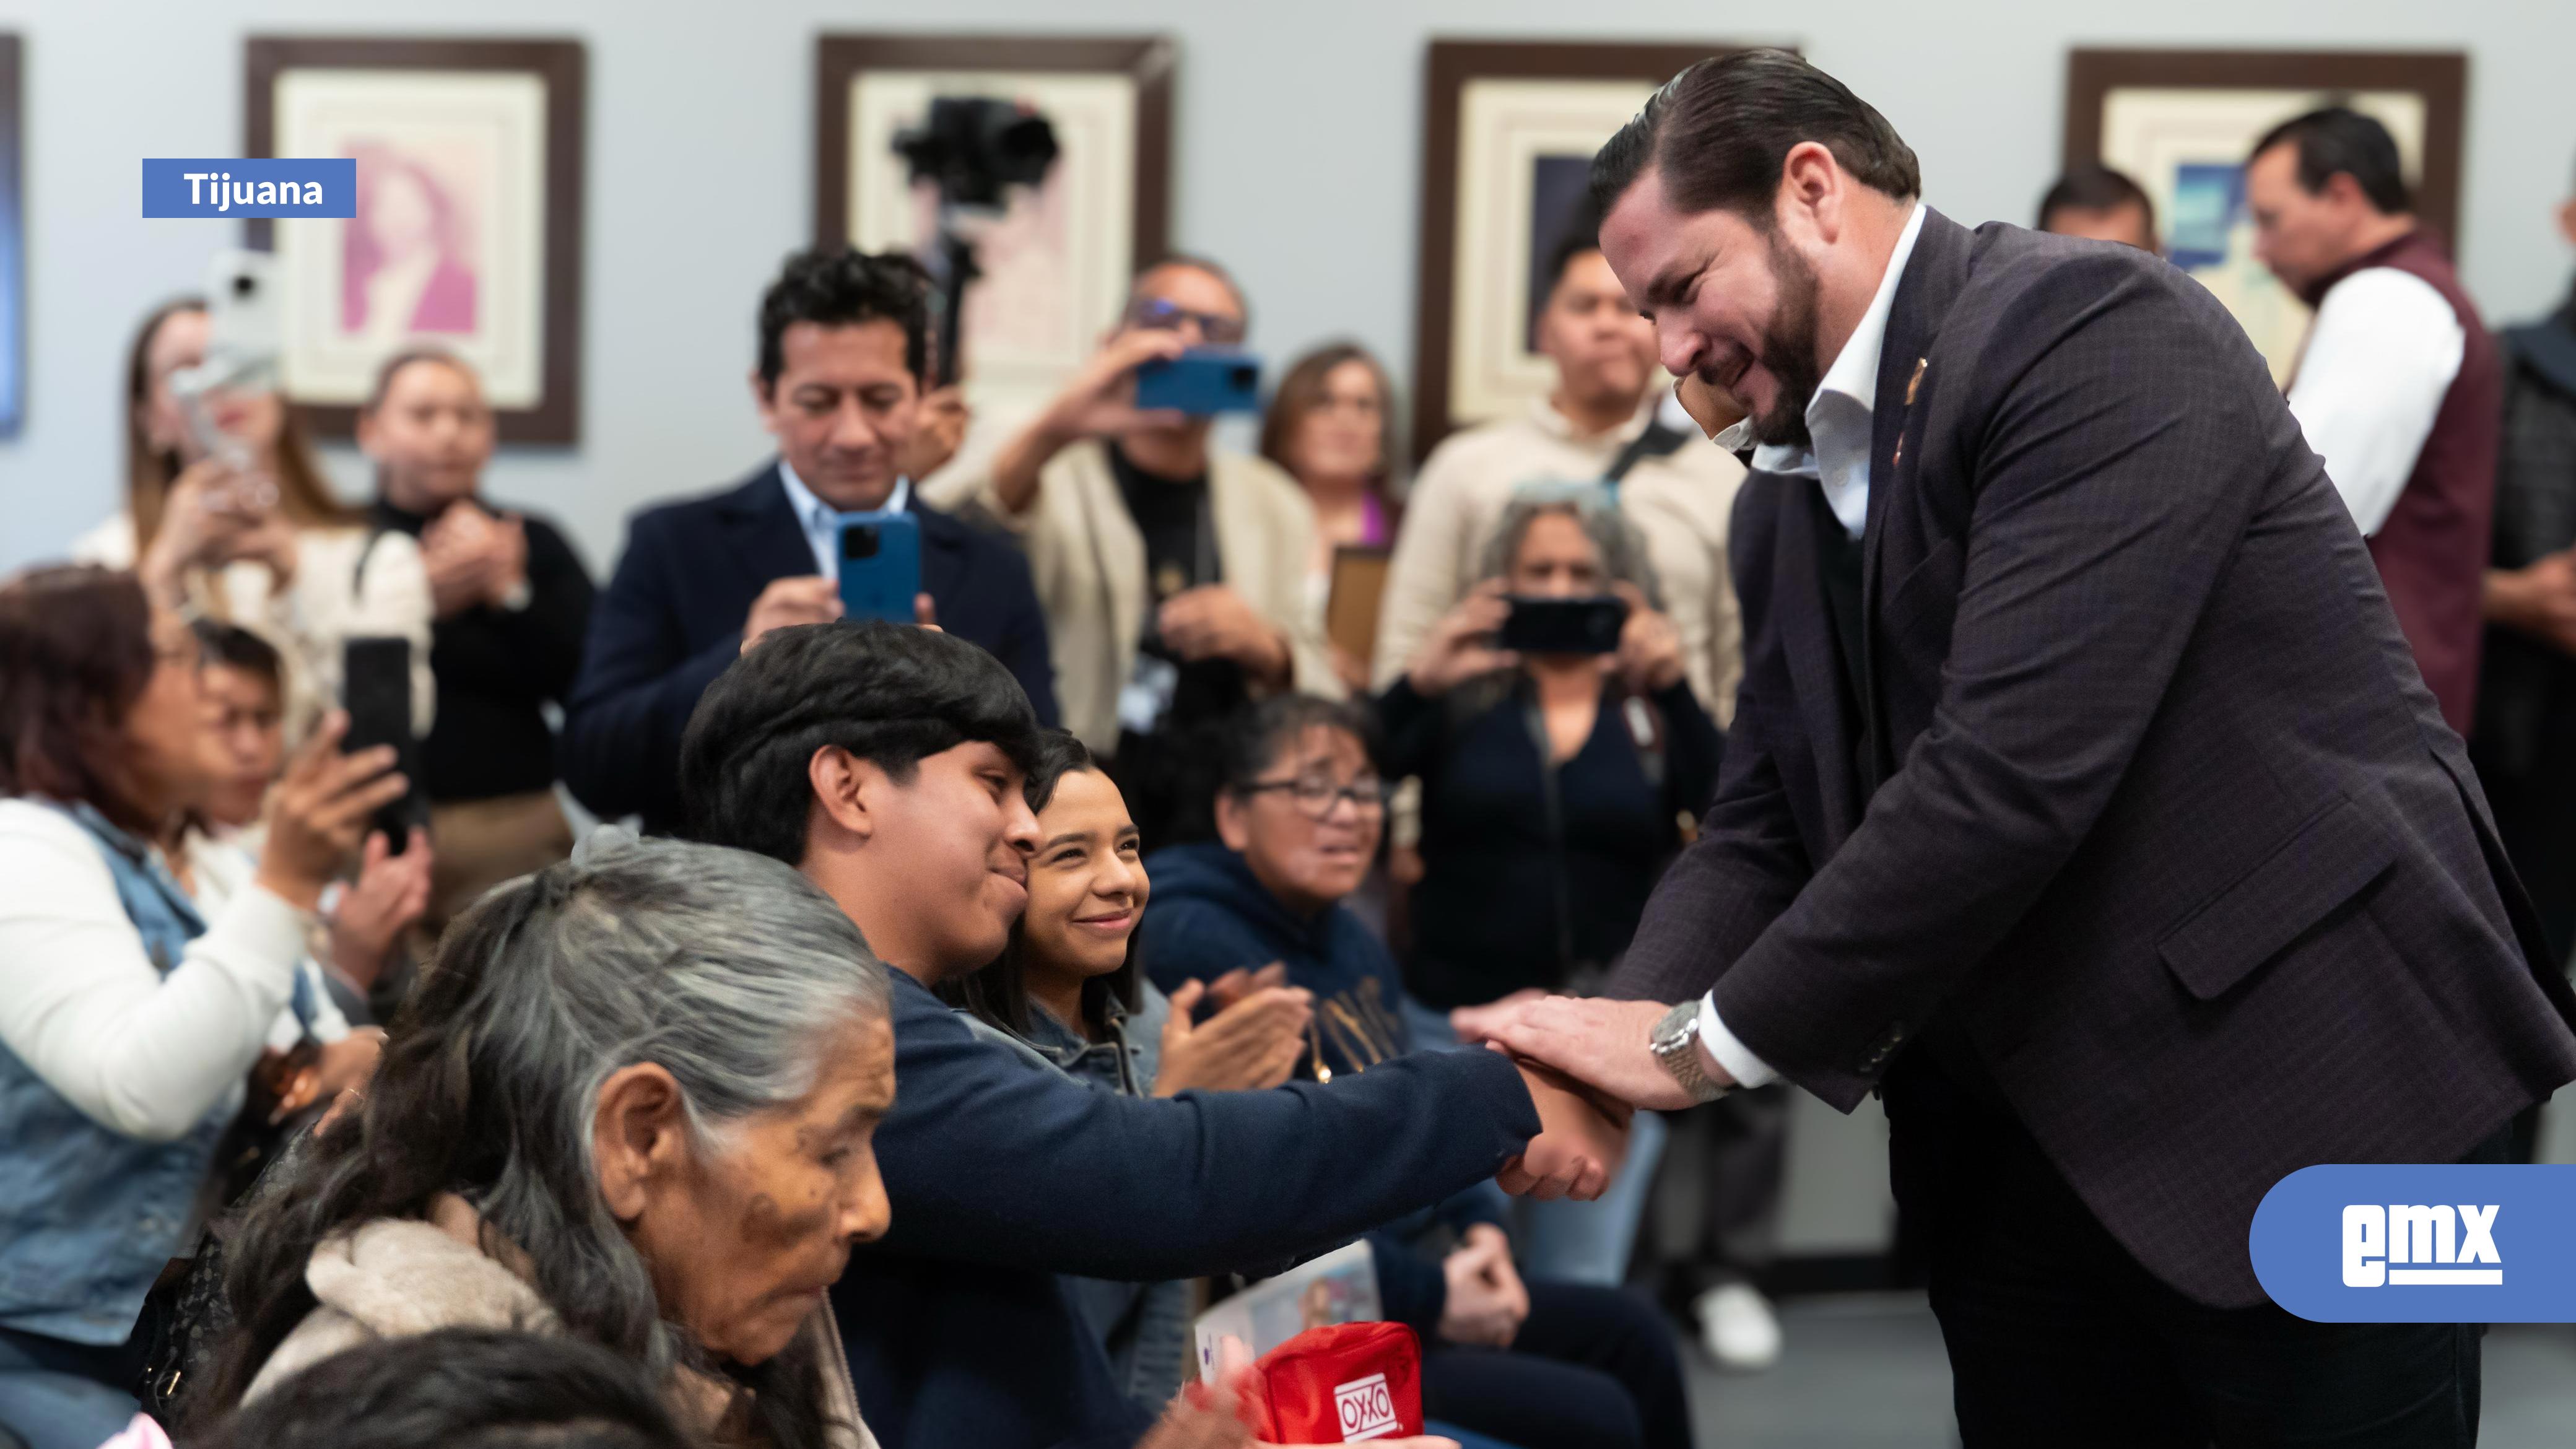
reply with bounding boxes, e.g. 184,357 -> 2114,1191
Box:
564,248 -> 1057,835
676,622 -> 1624,1449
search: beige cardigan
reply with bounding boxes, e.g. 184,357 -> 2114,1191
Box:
247,1198 -> 877,1449
926,439 -> 1342,754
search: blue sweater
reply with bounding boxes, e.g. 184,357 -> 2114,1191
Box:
833,968 -> 1539,1449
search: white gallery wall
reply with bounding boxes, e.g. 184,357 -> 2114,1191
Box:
4,0 -> 2574,573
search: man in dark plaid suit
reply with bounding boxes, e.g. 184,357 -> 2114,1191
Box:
1477,51 -> 2576,1447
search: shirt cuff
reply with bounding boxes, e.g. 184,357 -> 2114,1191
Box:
1697,991 -> 1780,1089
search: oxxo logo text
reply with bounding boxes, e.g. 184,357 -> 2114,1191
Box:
1332,1372 -> 1398,1442
2251,1164 -> 2576,1321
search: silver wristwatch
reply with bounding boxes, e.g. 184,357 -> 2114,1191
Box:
1648,1000 -> 1728,1103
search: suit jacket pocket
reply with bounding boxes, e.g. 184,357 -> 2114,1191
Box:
2157,794 -> 2400,1001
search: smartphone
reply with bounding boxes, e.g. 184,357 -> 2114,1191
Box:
179,250 -> 284,485
340,637 -> 426,853
1134,348 -> 1262,416
1499,595 -> 1629,655
838,514 -> 924,625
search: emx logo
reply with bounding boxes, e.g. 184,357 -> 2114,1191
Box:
2253,1164 -> 2576,1321
2342,1204 -> 2501,1286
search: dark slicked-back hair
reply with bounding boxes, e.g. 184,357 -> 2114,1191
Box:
757,246 -> 933,388
188,1328 -> 694,1449
1591,49 -> 1920,226
2250,107 -> 2409,215
2037,163 -> 2158,236
680,621 -> 1043,864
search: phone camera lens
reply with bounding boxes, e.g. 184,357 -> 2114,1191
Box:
843,525 -> 881,561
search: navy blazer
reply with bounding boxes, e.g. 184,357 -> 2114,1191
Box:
838,970 -> 1540,1449
562,463 -> 1058,833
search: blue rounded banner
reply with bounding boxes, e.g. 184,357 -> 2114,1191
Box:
2250,1164 -> 2576,1322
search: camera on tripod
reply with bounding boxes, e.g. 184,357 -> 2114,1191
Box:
891,97 -> 1062,387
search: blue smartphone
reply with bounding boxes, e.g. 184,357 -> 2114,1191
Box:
837,514 -> 923,624
1134,348 -> 1262,415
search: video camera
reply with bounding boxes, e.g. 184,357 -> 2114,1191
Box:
890,97 -> 1061,387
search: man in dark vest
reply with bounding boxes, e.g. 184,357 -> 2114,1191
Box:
1470,50 -> 2576,1446
2247,107 -> 2502,735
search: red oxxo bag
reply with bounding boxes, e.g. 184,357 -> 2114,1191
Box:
1240,1321 -> 1424,1443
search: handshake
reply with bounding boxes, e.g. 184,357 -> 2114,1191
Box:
1458,994 -> 1737,1200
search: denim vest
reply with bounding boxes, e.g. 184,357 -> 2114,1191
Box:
0,803 -> 239,1346
957,985 -> 1191,1411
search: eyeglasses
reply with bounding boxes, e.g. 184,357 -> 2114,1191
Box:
1240,775 -> 1390,820
1125,297 -> 1248,346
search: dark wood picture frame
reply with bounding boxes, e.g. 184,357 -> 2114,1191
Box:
812,33 -> 1173,266
1412,40 -> 1749,463
0,33 -> 22,438
2063,48 -> 2468,245
245,35 -> 587,444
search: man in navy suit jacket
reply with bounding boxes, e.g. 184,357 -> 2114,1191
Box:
564,248 -> 1056,833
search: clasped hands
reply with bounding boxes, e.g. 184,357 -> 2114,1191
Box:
1462,993 -> 1741,1200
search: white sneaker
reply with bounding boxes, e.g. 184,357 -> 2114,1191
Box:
1694,1282 -> 1783,1372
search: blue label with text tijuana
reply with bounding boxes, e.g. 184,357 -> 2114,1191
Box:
142,159 -> 355,218
2250,1164 -> 2576,1321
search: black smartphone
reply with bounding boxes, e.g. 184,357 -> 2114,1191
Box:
340,637 -> 426,853
1498,595 -> 1629,655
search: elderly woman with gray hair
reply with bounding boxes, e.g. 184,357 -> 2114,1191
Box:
1379,489 -> 1722,1285
194,836 -> 894,1448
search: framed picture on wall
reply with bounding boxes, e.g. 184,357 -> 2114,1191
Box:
1412,39 -> 1760,461
0,33 -> 23,438
2065,48 -> 2466,384
246,35 -> 587,442
816,33 -> 1172,424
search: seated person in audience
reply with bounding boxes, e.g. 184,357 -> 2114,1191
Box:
190,622 -> 428,1022
565,247 -> 1055,834
0,565 -> 402,1449
181,1328 -> 699,1449
203,838 -> 894,1448
1375,210 -> 1743,721
926,255 -> 1338,846
1258,343 -> 1404,692
676,620 -> 1615,1449
941,728 -> 1313,1412
2035,163 -> 2161,251
79,297 -> 434,742
1138,695 -> 1690,1449
170,621 -> 402,1144
358,349 -> 594,924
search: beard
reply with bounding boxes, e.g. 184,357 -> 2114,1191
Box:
1741,230 -> 1825,451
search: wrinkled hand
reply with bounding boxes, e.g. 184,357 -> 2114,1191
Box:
1497,1058 -> 1631,1199
1438,1223 -> 1529,1347
1407,583 -> 1518,697
742,575 -> 842,652
1609,581 -> 1684,694
902,384 -> 973,482
1160,585 -> 1290,680
1487,995 -> 1726,1112
2488,550 -> 2576,656
255,713 -> 407,912
327,829 -> 432,990
1157,976 -> 1313,1094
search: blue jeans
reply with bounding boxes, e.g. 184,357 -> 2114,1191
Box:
0,1326 -> 143,1449
1399,998 -> 1668,1286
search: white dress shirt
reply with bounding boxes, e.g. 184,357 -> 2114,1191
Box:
1694,201 -> 1928,1090
778,461 -> 912,582
2285,267 -> 2465,537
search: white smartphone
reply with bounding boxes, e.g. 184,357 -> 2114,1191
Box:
177,250 -> 284,493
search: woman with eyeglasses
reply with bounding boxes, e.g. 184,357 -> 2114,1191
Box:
1258,343 -> 1404,694
921,256 -> 1342,848
1136,694 -> 1690,1449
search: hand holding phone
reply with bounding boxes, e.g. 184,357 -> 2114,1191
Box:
1498,594 -> 1630,656
837,515 -> 924,625
339,639 -> 427,855
1133,348 -> 1263,416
